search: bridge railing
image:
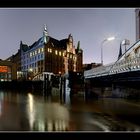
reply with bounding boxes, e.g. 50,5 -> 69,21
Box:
84,63 -> 113,78
109,55 -> 140,74
84,55 -> 140,79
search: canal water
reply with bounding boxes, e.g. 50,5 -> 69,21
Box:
0,87 -> 140,132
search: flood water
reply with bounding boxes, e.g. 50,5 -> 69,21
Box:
1,88 -> 140,132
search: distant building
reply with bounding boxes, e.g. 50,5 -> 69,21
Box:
83,63 -> 101,71
0,60 -> 17,81
6,49 -> 21,71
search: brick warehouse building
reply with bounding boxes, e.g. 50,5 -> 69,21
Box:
18,25 -> 83,80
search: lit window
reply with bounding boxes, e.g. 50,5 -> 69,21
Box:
30,52 -> 32,57
63,52 -> 65,57
70,54 -> 72,58
42,48 -> 44,52
35,50 -> 37,55
48,48 -> 50,52
67,53 -> 69,58
59,51 -> 61,56
38,48 -> 40,53
50,48 -> 52,53
32,51 -> 35,56
55,50 -> 58,55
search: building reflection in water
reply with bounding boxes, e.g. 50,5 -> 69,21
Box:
0,92 -> 4,117
26,93 -> 70,131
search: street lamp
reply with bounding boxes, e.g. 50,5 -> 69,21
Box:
101,36 -> 115,65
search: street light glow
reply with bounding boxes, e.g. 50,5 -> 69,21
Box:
29,68 -> 33,72
107,36 -> 115,41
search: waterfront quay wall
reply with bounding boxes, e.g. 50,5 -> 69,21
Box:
85,75 -> 140,99
0,81 -> 43,91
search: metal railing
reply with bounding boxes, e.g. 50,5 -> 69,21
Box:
84,55 -> 140,79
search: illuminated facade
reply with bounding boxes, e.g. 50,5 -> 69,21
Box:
20,38 -> 45,80
44,34 -> 83,75
19,25 -> 83,80
0,60 -> 17,81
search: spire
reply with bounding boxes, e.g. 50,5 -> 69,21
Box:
77,41 -> 80,53
77,41 -> 80,50
118,42 -> 122,60
43,24 -> 49,44
43,24 -> 48,36
77,41 -> 80,51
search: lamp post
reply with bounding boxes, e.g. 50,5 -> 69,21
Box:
101,36 -> 115,65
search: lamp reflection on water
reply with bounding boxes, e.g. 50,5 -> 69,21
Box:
47,120 -> 53,131
27,93 -> 35,130
27,93 -> 70,131
44,103 -> 69,131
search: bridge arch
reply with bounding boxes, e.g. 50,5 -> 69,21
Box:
32,72 -> 54,81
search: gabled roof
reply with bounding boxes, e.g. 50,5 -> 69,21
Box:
49,37 -> 68,49
21,35 -> 71,52
59,39 -> 69,49
29,37 -> 45,49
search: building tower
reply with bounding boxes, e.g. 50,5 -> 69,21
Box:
43,24 -> 49,44
135,8 -> 140,41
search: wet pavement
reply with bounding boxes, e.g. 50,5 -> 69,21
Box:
0,90 -> 140,131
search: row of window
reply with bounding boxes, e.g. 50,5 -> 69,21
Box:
22,63 -> 37,70
30,48 -> 44,57
22,60 -> 45,70
22,59 -> 75,70
47,48 -> 77,60
22,54 -> 44,65
0,73 -> 11,79
21,67 -> 44,74
21,47 -> 44,60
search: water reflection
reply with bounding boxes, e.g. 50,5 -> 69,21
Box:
27,93 -> 35,130
26,93 -> 69,131
1,89 -> 140,131
0,101 -> 2,116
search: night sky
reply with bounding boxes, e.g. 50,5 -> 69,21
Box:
0,8 -> 135,64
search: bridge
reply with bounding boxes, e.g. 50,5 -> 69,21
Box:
84,39 -> 140,85
32,72 -> 54,81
